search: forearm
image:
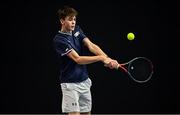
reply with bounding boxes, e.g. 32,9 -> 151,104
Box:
83,38 -> 108,57
75,55 -> 103,65
67,49 -> 106,65
89,44 -> 108,57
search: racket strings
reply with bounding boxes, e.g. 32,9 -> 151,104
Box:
128,58 -> 153,82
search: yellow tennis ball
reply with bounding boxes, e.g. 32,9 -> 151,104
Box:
127,32 -> 135,40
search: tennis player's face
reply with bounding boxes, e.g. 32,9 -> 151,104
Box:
61,16 -> 76,32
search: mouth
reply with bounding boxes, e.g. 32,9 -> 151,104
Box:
71,26 -> 75,30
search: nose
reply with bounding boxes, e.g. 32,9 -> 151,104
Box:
72,20 -> 75,24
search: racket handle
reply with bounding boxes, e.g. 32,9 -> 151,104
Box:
117,64 -> 128,73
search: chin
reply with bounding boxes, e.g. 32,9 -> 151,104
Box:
71,28 -> 75,31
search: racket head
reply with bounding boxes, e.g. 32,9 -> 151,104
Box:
121,57 -> 154,83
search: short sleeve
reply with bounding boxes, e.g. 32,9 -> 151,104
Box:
54,37 -> 72,56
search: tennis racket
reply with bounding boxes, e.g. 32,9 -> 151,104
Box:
116,57 -> 154,83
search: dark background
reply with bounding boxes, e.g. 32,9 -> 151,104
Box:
2,0 -> 177,114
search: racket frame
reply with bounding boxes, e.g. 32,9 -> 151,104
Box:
118,57 -> 154,83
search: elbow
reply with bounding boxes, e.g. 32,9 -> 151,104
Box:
74,57 -> 83,65
75,59 -> 81,65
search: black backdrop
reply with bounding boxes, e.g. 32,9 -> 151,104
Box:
2,0 -> 178,114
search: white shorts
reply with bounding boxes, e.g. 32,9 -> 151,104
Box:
61,78 -> 92,113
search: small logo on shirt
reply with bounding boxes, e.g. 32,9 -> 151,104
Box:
74,31 -> 80,38
67,40 -> 71,43
65,48 -> 69,51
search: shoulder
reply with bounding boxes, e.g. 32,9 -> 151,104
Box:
53,32 -> 68,43
74,25 -> 83,32
73,25 -> 86,38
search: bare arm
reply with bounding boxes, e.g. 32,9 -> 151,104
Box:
67,49 -> 110,65
83,38 -> 108,57
83,37 -> 119,69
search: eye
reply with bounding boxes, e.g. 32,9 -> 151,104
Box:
69,18 -> 73,21
67,16 -> 76,21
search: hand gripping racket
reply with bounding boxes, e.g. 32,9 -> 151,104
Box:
116,57 -> 154,83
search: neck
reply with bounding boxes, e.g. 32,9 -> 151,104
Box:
61,27 -> 72,34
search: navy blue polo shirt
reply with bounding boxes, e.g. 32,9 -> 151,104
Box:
53,25 -> 89,83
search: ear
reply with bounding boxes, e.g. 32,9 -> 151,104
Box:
60,19 -> 64,25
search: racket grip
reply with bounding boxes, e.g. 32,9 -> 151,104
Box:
116,64 -> 120,69
120,66 -> 128,72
